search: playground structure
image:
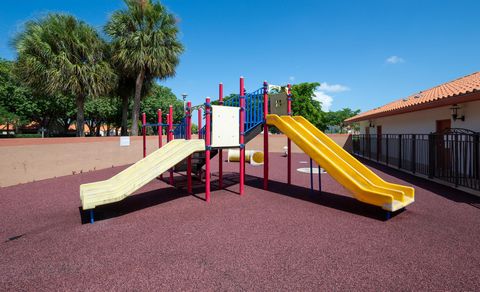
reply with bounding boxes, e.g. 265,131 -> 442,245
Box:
80,77 -> 415,223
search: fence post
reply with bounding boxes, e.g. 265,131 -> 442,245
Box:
455,134 -> 459,187
385,134 -> 389,165
398,134 -> 402,169
474,133 -> 479,181
218,83 -> 223,189
142,112 -> 146,158
428,133 -> 435,178
263,81 -> 269,190
362,135 -> 365,157
411,134 -> 416,173
205,97 -> 211,202
187,101 -> 192,194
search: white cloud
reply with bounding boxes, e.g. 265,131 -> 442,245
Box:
318,82 -> 350,93
386,55 -> 405,64
313,91 -> 333,111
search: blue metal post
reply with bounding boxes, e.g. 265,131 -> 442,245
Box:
310,158 -> 314,193
318,164 -> 322,193
90,209 -> 94,224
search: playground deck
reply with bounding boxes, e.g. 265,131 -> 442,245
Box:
1,153 -> 479,291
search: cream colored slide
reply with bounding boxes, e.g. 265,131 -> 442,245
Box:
80,139 -> 205,210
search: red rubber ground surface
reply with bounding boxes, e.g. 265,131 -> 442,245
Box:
1,153 -> 480,291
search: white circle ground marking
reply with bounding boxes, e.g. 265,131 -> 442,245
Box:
296,167 -> 327,174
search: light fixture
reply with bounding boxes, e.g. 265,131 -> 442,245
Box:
181,93 -> 187,112
369,120 -> 375,128
450,104 -> 465,122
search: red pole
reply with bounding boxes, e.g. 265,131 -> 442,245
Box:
239,77 -> 245,195
205,98 -> 211,202
187,101 -> 192,194
168,106 -> 174,185
287,84 -> 292,185
263,81 -> 269,190
158,109 -> 162,149
142,112 -> 146,158
168,105 -> 173,141
218,82 -> 224,189
198,108 -> 203,139
158,109 -> 163,179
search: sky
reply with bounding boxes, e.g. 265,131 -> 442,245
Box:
1,0 -> 479,112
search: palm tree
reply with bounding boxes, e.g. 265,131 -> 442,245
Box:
105,0 -> 183,136
14,14 -> 116,137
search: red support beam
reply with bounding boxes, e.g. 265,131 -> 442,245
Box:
158,109 -> 163,179
142,112 -> 146,158
157,109 -> 162,149
218,82 -> 224,189
168,106 -> 174,185
239,77 -> 245,195
186,101 -> 192,194
263,81 -> 269,190
205,98 -> 211,202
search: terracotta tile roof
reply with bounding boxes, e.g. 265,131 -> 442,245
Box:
345,71 -> 480,122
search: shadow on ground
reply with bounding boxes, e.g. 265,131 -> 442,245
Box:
79,169 -> 409,224
78,172 -> 240,224
240,173 -> 399,221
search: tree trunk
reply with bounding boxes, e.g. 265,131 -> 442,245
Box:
76,96 -> 86,137
96,122 -> 101,136
130,68 -> 145,136
121,92 -> 129,136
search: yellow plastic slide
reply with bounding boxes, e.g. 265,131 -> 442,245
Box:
80,139 -> 205,210
266,114 -> 414,211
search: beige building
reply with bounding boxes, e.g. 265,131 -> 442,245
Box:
345,72 -> 480,195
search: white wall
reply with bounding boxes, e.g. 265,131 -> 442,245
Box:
359,100 -> 480,134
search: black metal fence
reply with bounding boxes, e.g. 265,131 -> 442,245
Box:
352,129 -> 480,192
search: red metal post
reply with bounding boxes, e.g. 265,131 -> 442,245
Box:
158,109 -> 162,149
168,105 -> 174,185
218,82 -> 224,189
263,81 -> 269,190
239,77 -> 245,195
205,98 -> 211,202
168,105 -> 174,141
186,101 -> 192,194
198,108 -> 203,139
158,109 -> 163,179
287,84 -> 292,185
142,112 -> 146,158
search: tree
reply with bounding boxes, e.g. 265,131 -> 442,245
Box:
105,0 -> 184,136
291,82 -> 325,130
14,14 -> 116,136
322,108 -> 360,133
141,83 -> 183,134
84,96 -> 120,136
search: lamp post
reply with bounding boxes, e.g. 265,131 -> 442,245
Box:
182,93 -> 187,112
